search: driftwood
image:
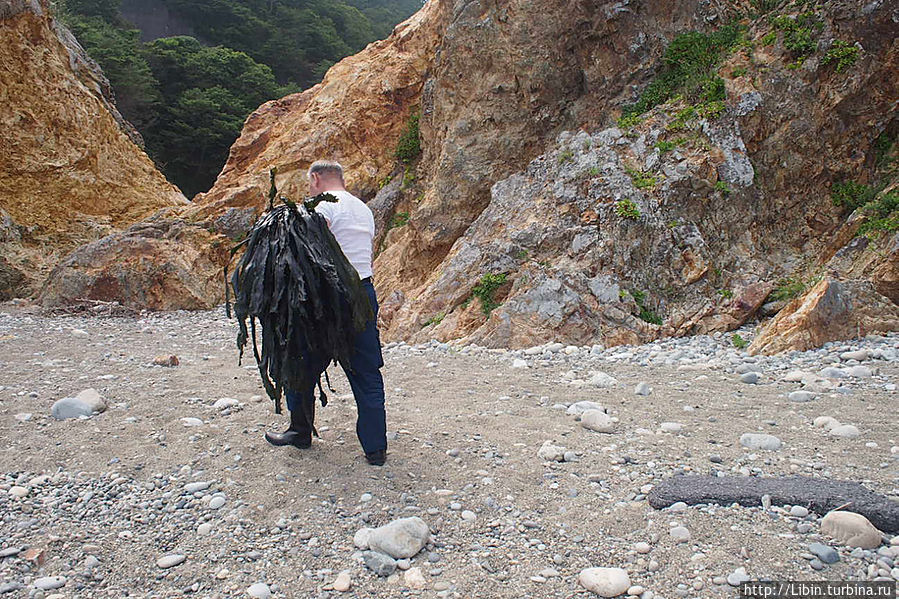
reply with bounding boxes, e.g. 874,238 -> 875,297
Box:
648,475 -> 899,534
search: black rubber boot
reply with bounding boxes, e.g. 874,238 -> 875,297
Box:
365,449 -> 387,466
264,407 -> 312,449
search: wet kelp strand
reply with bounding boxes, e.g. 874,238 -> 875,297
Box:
227,171 -> 371,413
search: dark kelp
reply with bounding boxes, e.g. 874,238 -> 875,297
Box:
227,171 -> 372,414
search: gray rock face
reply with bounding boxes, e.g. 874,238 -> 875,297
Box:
362,550 -> 397,577
0,251 -> 26,302
366,517 -> 430,559
210,207 -> 257,240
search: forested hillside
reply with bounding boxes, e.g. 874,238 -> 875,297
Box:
56,0 -> 422,197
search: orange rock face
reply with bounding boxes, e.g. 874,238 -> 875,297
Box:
189,0 -> 449,221
29,0 -> 899,353
750,234 -> 899,355
39,218 -> 229,310
0,0 -> 185,298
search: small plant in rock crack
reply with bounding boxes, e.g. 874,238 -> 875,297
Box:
615,199 -> 641,219
470,273 -> 509,316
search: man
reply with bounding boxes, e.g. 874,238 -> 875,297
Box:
264,160 -> 388,466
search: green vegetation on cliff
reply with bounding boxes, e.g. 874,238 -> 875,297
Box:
56,0 -> 421,197
621,25 -> 744,121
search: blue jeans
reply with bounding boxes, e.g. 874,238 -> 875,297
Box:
286,279 -> 386,454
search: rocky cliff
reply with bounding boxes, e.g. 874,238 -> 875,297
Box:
35,0 -> 898,353
0,0 -> 186,300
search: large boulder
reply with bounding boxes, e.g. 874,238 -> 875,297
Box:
40,219 -> 228,310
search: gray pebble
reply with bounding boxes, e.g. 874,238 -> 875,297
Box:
809,543 -> 839,564
363,551 -> 397,577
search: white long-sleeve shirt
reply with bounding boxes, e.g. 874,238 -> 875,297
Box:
314,190 -> 375,279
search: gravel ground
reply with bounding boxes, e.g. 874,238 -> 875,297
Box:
0,303 -> 897,598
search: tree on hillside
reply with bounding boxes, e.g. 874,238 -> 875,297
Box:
62,15 -> 162,132
55,0 -> 423,197
60,0 -> 122,22
143,37 -> 290,197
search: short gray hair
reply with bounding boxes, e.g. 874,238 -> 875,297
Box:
308,160 -> 344,180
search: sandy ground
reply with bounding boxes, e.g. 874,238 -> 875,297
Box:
0,304 -> 896,598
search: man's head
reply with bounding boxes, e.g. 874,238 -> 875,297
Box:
308,160 -> 346,195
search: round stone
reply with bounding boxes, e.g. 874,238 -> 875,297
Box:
808,542 -> 840,564
790,506 -> 809,518
578,567 -> 631,597
209,496 -> 226,509
814,416 -> 841,430
739,433 -> 782,451
156,554 -> 186,569
366,517 -> 430,559
51,397 -> 94,420
213,398 -> 239,410
332,571 -> 352,592
33,577 -> 66,591
353,527 -> 373,550
740,372 -> 759,384
788,391 -> 816,403
670,526 -> 691,543
727,567 -> 750,586
821,511 -> 883,549
184,481 -> 211,493
581,410 -> 615,433
830,425 -> 861,439
246,582 -> 271,598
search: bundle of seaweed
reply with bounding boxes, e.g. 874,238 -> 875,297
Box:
228,171 -> 371,413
